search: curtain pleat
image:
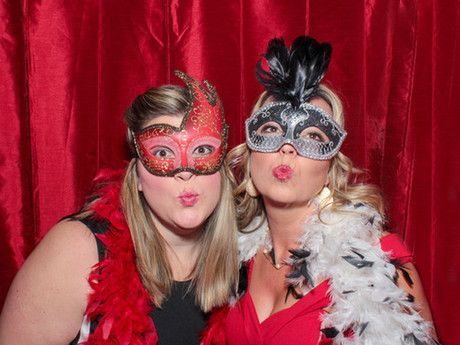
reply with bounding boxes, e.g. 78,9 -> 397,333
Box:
0,0 -> 35,287
0,1 -> 458,343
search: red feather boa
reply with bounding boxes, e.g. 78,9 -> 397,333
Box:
200,305 -> 229,345
80,170 -> 158,345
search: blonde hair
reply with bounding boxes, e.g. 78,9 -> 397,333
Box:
227,84 -> 385,230
85,85 -> 238,311
122,159 -> 238,311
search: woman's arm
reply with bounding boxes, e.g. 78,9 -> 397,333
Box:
395,262 -> 438,339
0,220 -> 98,345
395,263 -> 439,341
380,231 -> 434,323
380,230 -> 438,339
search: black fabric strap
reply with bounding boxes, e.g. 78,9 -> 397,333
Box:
79,217 -> 109,262
68,216 -> 109,345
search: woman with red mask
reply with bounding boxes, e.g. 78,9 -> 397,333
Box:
0,71 -> 238,345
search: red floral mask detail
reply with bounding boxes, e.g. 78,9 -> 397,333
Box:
133,71 -> 228,176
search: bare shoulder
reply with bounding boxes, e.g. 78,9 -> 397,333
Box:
37,219 -> 98,259
19,220 -> 99,288
0,219 -> 99,345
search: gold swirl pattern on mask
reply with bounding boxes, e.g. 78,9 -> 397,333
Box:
145,159 -> 172,174
132,71 -> 228,176
202,80 -> 218,106
195,152 -> 224,172
137,126 -> 175,142
175,70 -> 218,106
189,107 -> 221,136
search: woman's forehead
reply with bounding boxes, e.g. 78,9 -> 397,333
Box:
309,97 -> 332,115
261,95 -> 332,115
143,113 -> 184,128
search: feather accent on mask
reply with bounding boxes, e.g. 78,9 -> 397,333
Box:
256,36 -> 332,108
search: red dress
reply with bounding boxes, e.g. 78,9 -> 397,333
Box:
224,234 -> 413,345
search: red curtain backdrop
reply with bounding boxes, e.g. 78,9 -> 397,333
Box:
1,0 -> 458,343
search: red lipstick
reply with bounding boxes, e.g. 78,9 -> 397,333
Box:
178,192 -> 199,207
272,165 -> 293,181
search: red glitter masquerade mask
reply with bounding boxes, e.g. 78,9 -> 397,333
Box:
132,71 -> 228,176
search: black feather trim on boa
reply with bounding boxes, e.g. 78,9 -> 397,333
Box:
237,201 -> 439,345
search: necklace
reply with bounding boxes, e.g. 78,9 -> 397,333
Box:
262,247 -> 287,270
262,247 -> 303,301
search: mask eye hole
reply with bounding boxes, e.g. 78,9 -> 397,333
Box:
188,136 -> 221,161
151,146 -> 175,158
193,145 -> 215,157
299,127 -> 329,142
257,121 -> 284,136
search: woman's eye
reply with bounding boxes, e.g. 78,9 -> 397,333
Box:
258,123 -> 282,136
299,128 -> 328,142
308,132 -> 325,142
151,147 -> 174,158
193,145 -> 215,157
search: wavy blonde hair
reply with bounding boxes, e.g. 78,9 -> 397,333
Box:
227,84 -> 385,230
87,85 -> 238,312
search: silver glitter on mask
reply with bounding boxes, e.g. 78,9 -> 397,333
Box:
245,102 -> 346,160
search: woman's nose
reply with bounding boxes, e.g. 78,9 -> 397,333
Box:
280,144 -> 297,155
174,170 -> 194,181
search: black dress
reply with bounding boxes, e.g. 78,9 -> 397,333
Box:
69,216 -> 208,345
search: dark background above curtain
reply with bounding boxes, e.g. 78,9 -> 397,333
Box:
1,1 -> 458,343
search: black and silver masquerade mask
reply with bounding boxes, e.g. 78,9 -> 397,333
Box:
246,36 -> 346,160
245,101 -> 346,160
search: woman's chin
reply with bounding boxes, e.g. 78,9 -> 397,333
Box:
172,215 -> 207,235
263,191 -> 296,204
262,193 -> 311,209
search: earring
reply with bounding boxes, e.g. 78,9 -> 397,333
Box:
246,178 -> 259,198
316,185 -> 332,205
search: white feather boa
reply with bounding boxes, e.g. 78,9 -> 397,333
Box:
238,202 -> 438,345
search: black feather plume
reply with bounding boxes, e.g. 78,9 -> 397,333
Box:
256,36 -> 332,108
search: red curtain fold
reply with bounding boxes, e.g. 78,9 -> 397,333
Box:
0,1 -> 458,343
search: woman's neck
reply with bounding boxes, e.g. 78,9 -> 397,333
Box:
263,198 -> 316,261
152,218 -> 203,281
166,238 -> 202,281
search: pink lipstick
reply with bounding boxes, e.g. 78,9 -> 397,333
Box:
272,165 -> 293,181
178,192 -> 199,207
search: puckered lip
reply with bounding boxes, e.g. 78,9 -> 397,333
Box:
272,164 -> 294,181
178,191 -> 199,206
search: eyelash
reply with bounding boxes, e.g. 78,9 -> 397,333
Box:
307,132 -> 325,142
259,124 -> 326,142
151,147 -> 174,158
151,145 -> 215,159
260,124 -> 282,134
193,145 -> 214,156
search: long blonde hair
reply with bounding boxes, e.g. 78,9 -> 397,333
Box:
122,159 -> 238,311
90,85 -> 238,311
227,84 -> 385,230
